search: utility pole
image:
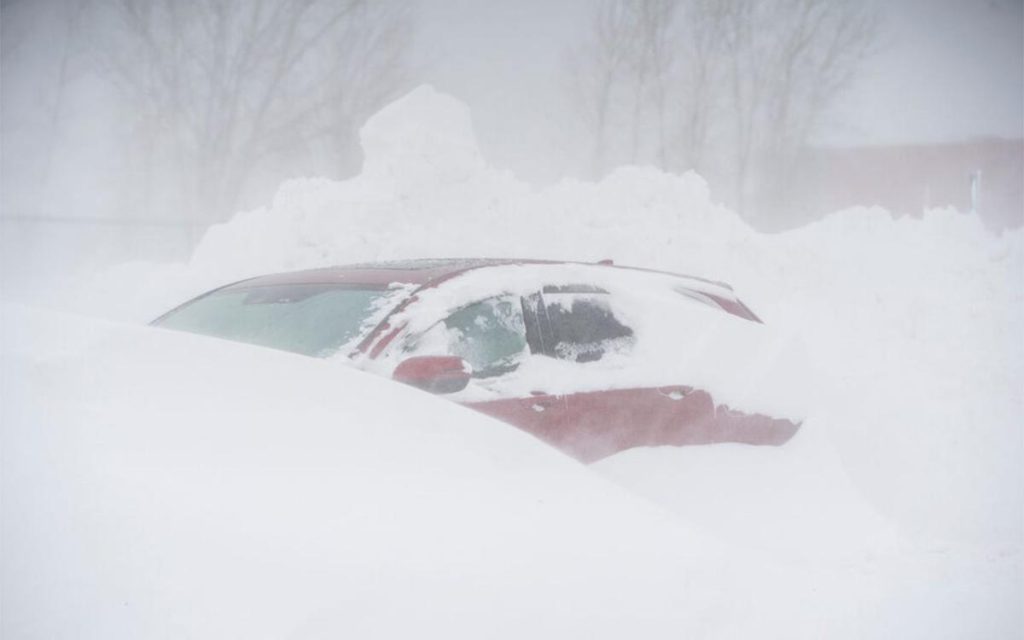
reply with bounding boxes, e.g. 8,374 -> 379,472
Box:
969,169 -> 982,215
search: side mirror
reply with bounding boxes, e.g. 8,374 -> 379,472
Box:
393,355 -> 472,394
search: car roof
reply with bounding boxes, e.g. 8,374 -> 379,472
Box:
227,258 -> 552,288
224,258 -> 735,292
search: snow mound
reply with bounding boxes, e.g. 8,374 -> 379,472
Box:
134,87 -> 749,312
360,84 -> 488,189
32,86 -> 1024,634
1,305 -> 853,638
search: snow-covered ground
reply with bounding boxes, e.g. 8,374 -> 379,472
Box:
2,307 -> 803,638
5,86 -> 1022,636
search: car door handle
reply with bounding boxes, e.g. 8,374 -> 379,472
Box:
658,385 -> 693,400
529,392 -> 557,412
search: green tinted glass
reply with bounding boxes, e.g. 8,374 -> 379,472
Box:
443,298 -> 527,376
156,284 -> 389,357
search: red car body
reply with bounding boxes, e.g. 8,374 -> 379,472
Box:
155,258 -> 800,462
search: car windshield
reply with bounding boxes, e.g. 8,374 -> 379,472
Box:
155,283 -> 395,357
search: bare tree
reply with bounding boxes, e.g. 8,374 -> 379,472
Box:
673,0 -> 727,174
1,0 -> 93,218
306,0 -> 414,175
626,0 -> 679,166
569,0 -> 680,175
569,0 -> 878,218
41,0 -> 91,185
719,0 -> 766,215
95,0 -> 412,227
720,0 -> 878,215
567,0 -> 633,178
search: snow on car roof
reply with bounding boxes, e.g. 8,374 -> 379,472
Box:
225,258 -> 736,293
344,258 -> 531,271
226,258 -> 551,288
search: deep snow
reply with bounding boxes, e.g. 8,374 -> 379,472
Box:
0,306 -> 881,638
7,85 -> 1023,636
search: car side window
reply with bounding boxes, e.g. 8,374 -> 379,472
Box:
541,290 -> 634,363
409,296 -> 529,378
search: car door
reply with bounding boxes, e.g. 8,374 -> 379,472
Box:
535,285 -> 797,462
394,293 -> 573,447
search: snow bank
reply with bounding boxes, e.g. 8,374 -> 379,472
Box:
27,85 -> 1024,634
0,305 -> 858,638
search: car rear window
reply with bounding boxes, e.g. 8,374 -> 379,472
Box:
154,283 -> 394,357
542,291 -> 635,363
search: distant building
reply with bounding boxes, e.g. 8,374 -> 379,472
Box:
788,138 -> 1023,232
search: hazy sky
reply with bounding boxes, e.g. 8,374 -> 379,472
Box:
3,0 -> 1020,208
829,0 -> 1024,145
414,0 -> 1023,179
413,0 -> 592,181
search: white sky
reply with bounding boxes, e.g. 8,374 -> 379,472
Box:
414,0 -> 1023,178
827,0 -> 1024,145
412,0 -> 592,181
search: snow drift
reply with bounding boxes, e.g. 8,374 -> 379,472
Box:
15,85 -> 1024,635
0,306 -> 850,638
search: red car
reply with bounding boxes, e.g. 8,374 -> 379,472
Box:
154,258 -> 800,462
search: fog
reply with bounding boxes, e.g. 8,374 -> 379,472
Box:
415,0 -> 1023,169
2,2 -> 1023,637
2,0 -> 1021,295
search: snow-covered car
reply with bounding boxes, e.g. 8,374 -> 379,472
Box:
154,258 -> 802,461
